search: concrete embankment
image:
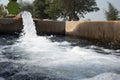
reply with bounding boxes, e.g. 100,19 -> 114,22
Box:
34,19 -> 65,35
0,18 -> 23,34
0,18 -> 120,42
0,18 -> 65,35
66,21 -> 120,42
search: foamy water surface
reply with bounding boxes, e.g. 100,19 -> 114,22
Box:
0,11 -> 120,80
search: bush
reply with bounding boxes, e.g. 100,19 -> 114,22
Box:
0,5 -> 7,18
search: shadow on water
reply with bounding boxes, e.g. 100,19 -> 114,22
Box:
49,35 -> 120,56
0,35 -> 24,60
0,62 -> 70,80
0,35 -> 18,46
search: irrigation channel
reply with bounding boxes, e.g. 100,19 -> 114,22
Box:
0,11 -> 120,80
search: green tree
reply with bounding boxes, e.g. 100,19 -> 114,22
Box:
0,5 -> 7,18
46,0 -> 99,20
33,0 -> 50,19
105,2 -> 119,20
7,0 -> 19,15
44,0 -> 63,20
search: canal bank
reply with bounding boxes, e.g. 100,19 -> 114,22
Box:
0,18 -> 120,43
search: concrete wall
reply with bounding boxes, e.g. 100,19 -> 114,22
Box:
0,18 -> 23,34
0,18 -> 65,35
66,21 -> 120,42
34,19 -> 65,35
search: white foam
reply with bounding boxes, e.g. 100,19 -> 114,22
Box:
9,11 -> 120,80
82,73 -> 120,80
12,37 -> 120,79
0,77 -> 5,80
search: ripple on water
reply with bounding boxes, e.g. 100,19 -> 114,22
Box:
0,77 -> 5,80
82,73 -> 120,80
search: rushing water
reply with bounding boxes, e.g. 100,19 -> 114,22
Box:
0,11 -> 120,80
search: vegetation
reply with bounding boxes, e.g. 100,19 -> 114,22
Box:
46,0 -> 99,20
1,0 -> 99,20
45,0 -> 62,20
33,0 -> 99,20
33,0 -> 50,19
7,0 -> 19,15
105,2 -> 119,20
0,5 -> 7,18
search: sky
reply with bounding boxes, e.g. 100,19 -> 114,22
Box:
82,0 -> 120,21
0,0 -> 120,21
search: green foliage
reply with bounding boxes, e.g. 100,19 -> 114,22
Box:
0,5 -> 7,18
46,0 -> 99,20
45,0 -> 63,20
105,2 -> 119,20
7,0 -> 19,15
33,0 -> 50,19
33,0 -> 99,20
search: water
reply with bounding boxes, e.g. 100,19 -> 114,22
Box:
0,11 -> 120,80
20,11 -> 37,39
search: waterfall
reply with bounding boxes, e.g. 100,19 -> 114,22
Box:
21,11 -> 37,38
